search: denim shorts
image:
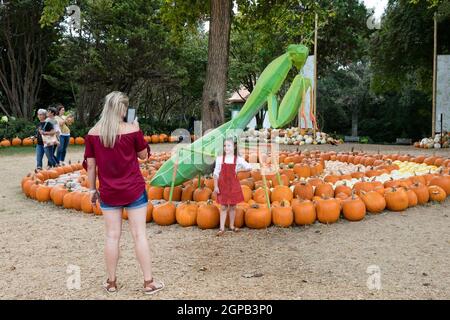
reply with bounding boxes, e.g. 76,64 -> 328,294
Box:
100,191 -> 148,211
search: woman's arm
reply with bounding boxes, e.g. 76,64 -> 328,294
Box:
87,158 -> 97,189
87,157 -> 99,203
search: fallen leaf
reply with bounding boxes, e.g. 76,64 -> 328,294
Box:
242,272 -> 263,278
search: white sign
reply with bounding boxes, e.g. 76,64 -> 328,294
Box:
299,55 -> 315,129
437,55 -> 450,132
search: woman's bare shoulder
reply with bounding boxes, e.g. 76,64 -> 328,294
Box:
120,123 -> 139,135
88,127 -> 99,135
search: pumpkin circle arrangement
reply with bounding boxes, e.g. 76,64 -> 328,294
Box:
20,149 -> 450,230
1,133 -> 181,148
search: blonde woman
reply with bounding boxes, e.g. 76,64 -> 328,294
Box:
84,91 -> 164,295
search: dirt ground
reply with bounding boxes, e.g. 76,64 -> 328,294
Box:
0,143 -> 449,300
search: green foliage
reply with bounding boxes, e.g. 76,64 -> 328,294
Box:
369,0 -> 450,94
40,0 -> 69,26
0,118 -> 37,140
41,0 -> 206,127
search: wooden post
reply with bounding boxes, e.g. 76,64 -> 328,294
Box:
313,13 -> 318,120
313,12 -> 318,139
432,12 -> 437,138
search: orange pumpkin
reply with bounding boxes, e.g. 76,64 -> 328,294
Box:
314,183 -> 334,198
193,186 -> 212,202
148,186 -> 164,200
271,185 -> 293,203
271,200 -> 293,227
153,202 -> 176,225
294,181 -> 314,200
63,192 -> 74,209
245,204 -> 271,229
293,164 -> 311,178
292,199 -> 316,225
197,200 -> 220,229
342,194 -> 366,221
428,185 -> 446,202
12,137 -> 22,146
52,187 -> 68,206
315,197 -> 341,224
429,176 -> 450,196
253,187 -> 270,204
410,183 -> 429,205
151,135 -> 160,144
22,138 -> 33,146
334,184 -> 352,197
360,191 -> 386,213
35,183 -> 52,202
81,193 -> 93,214
163,186 -> 182,201
405,189 -> 418,207
384,187 -> 409,211
176,201 -> 198,227
241,185 -> 252,202
181,184 -> 195,201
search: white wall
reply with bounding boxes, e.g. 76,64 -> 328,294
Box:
437,55 -> 450,132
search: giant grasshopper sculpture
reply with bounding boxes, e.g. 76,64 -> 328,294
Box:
150,44 -> 312,187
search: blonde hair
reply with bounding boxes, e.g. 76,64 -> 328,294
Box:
95,91 -> 129,148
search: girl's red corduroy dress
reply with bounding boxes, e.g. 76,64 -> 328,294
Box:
217,155 -> 244,205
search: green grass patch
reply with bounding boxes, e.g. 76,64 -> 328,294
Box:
0,145 -> 85,156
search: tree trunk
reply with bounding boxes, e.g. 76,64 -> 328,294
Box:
0,2 -> 50,120
201,0 -> 232,133
351,109 -> 358,137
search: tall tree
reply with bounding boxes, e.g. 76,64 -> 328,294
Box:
369,0 -> 450,94
201,0 -> 232,132
161,0 -> 233,132
0,0 -> 58,118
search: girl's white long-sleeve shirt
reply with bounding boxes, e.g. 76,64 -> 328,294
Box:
213,155 -> 253,179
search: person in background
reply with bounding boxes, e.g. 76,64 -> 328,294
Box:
44,107 -> 60,167
55,104 -> 73,165
38,108 -> 58,168
35,109 -> 48,170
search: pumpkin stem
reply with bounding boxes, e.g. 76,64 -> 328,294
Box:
276,172 -> 283,186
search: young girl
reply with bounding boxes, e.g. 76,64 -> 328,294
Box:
213,137 -> 253,236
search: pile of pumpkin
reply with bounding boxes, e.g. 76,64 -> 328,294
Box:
20,149 -> 450,230
0,137 -> 86,147
414,132 -> 449,149
2,132 -> 185,147
143,134 -> 197,144
242,127 -> 343,145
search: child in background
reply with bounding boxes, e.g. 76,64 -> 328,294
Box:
213,137 -> 252,236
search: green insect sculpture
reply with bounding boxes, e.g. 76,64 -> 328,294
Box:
150,44 -> 311,187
